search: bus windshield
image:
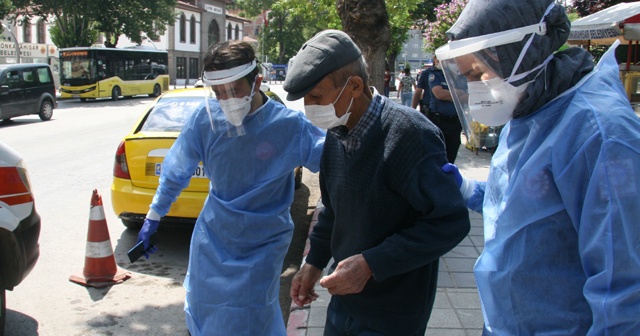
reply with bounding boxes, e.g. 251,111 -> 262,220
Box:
60,52 -> 97,84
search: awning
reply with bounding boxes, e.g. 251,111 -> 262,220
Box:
568,2 -> 640,45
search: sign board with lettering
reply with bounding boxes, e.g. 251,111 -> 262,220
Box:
568,3 -> 640,43
0,42 -> 58,58
204,4 -> 223,14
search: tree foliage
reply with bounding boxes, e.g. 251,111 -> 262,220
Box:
572,0 -> 636,17
0,0 -> 14,26
423,0 -> 469,52
234,0 -> 423,91
8,0 -> 176,48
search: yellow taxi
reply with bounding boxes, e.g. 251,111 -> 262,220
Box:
111,88 -> 300,229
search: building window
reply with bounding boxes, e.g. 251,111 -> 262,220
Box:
189,58 -> 199,79
190,15 -> 196,44
208,20 -> 220,47
22,20 -> 32,43
227,23 -> 232,41
37,19 -> 46,44
176,57 -> 186,79
234,25 -> 239,40
179,13 -> 186,43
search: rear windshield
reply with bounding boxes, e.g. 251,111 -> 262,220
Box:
141,96 -> 203,132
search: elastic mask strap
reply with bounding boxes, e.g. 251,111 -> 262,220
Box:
508,2 -> 556,81
508,53 -> 553,84
333,76 -> 353,105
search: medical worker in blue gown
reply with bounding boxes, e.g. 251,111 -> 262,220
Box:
137,41 -> 325,335
436,0 -> 640,334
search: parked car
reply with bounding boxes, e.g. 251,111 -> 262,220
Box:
111,88 -> 301,230
0,63 -> 57,122
0,141 -> 41,335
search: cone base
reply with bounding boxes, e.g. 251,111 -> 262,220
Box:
69,268 -> 131,288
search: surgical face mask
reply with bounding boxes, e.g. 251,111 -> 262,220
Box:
467,78 -> 528,126
216,78 -> 257,127
304,77 -> 353,129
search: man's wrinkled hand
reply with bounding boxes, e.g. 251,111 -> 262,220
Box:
290,263 -> 322,307
319,254 -> 371,295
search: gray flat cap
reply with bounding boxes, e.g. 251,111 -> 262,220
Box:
284,30 -> 362,101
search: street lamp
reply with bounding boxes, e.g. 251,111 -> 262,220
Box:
1,23 -> 20,64
140,33 -> 158,50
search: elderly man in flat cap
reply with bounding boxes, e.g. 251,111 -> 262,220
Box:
284,29 -> 470,335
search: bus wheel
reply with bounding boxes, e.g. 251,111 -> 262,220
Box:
38,99 -> 54,121
151,84 -> 162,97
111,87 -> 121,101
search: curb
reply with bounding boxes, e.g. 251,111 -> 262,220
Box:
286,200 -> 322,335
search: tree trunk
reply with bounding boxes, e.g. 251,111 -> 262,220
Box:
336,0 -> 390,94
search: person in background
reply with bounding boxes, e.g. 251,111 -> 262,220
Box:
283,29 -> 470,336
437,0 -> 640,334
137,40 -> 325,335
412,55 -> 462,163
383,68 -> 391,97
397,67 -> 416,106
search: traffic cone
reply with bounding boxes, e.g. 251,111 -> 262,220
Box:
69,189 -> 131,287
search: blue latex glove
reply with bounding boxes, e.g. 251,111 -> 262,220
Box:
137,218 -> 159,258
441,163 -> 462,187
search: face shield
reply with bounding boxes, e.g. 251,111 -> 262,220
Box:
202,60 -> 258,136
435,22 -> 549,148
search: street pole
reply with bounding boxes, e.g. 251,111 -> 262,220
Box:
2,23 -> 20,64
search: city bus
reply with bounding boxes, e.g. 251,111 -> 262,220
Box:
58,46 -> 170,101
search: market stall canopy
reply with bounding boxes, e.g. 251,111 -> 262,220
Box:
568,2 -> 640,45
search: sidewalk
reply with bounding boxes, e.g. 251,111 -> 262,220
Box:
286,126 -> 493,336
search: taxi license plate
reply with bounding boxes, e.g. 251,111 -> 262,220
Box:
155,163 -> 207,178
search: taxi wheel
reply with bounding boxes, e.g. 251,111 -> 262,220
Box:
122,219 -> 143,230
0,277 -> 5,336
38,100 -> 53,121
111,87 -> 121,101
150,84 -> 162,97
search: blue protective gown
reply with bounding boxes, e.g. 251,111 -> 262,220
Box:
149,96 -> 325,335
467,45 -> 640,334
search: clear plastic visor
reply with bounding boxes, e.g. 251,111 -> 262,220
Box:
201,61 -> 258,136
438,50 -> 507,149
434,23 -> 547,149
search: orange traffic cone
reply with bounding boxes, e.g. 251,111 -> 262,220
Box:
69,189 -> 131,287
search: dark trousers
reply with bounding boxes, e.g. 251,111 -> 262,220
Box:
428,113 -> 463,163
324,298 -> 427,336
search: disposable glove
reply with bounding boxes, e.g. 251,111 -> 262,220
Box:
442,163 -> 462,187
137,218 -> 159,258
441,163 -> 475,201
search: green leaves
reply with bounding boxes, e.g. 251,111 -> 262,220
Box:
9,0 -> 177,48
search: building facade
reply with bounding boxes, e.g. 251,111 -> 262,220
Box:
395,29 -> 432,73
4,0 -> 252,87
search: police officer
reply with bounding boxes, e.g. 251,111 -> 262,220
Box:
413,56 -> 462,163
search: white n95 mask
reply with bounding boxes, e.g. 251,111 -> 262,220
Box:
304,76 -> 353,129
219,95 -> 252,126
467,78 -> 528,126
